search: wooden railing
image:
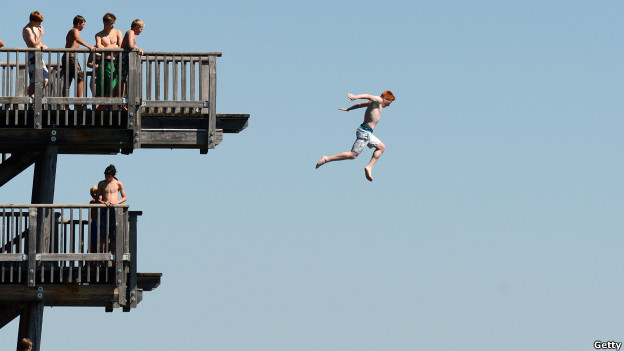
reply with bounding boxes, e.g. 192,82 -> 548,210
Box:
0,204 -> 139,290
0,48 -> 220,148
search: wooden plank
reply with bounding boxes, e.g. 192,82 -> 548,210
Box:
115,207 -> 126,307
33,51 -> 43,130
27,209 -> 36,286
127,211 -> 140,309
0,253 -> 27,261
208,56 -> 217,149
0,285 -> 118,306
142,100 -> 204,108
36,253 -> 113,261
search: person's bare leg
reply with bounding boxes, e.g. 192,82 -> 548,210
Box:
76,81 -> 85,110
364,142 -> 385,181
316,151 -> 358,168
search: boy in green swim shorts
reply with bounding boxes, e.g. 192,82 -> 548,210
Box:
95,13 -> 123,98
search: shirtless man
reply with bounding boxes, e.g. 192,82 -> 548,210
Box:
316,91 -> 395,182
96,164 -> 127,252
0,40 -> 4,48
97,164 -> 126,206
62,15 -> 96,100
121,19 -> 144,99
22,11 -> 49,97
94,13 -> 123,97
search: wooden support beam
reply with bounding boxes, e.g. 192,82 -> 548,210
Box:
0,305 -> 21,329
0,285 -> 118,306
18,301 -> 43,351
0,151 -> 41,188
31,145 -> 58,204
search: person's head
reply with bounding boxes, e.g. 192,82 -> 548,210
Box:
29,11 -> 44,24
104,164 -> 117,180
102,12 -> 116,29
18,338 -> 32,351
380,90 -> 395,107
90,185 -> 98,198
131,19 -> 145,34
73,15 -> 86,29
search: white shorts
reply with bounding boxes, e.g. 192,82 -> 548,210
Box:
28,52 -> 49,83
351,127 -> 381,155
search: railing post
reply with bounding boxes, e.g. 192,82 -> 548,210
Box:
128,51 -> 141,149
126,210 -> 140,311
208,56 -> 217,150
33,50 -> 43,129
115,206 -> 126,308
200,55 -> 216,153
27,208 -> 37,287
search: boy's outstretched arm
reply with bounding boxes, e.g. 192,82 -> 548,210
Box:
73,29 -> 96,51
347,93 -> 382,103
338,101 -> 369,111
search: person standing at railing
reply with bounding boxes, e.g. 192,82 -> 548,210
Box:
121,19 -> 145,102
89,185 -> 102,253
22,11 -> 49,98
94,13 -> 123,99
96,164 -> 127,253
0,39 -> 4,48
62,15 -> 96,106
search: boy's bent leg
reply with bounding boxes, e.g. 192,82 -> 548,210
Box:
316,151 -> 358,168
364,142 -> 385,182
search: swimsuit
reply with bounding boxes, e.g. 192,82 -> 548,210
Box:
60,53 -> 84,83
27,52 -> 49,82
351,123 -> 381,154
95,60 -> 117,96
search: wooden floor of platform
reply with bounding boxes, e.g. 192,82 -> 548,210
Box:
0,111 -> 249,154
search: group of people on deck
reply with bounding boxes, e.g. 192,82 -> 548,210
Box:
1,11 -> 144,106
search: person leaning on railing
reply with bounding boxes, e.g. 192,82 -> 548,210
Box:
22,11 -> 50,97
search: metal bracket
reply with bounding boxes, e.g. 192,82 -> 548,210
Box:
122,254 -> 130,261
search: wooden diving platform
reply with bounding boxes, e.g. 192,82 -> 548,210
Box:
0,48 -> 249,155
0,48 -> 249,350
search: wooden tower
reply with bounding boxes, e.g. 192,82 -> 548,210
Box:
0,48 -> 249,350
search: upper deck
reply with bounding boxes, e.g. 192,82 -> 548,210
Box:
0,48 -> 249,155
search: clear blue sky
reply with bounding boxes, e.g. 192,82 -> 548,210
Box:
1,1 -> 623,350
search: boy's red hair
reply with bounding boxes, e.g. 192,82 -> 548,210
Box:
29,11 -> 44,23
381,90 -> 395,101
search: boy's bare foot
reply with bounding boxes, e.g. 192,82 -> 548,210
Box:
364,167 -> 373,181
316,156 -> 328,169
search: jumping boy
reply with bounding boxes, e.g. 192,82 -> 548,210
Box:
121,19 -> 144,99
62,15 -> 96,101
316,91 -> 395,182
22,11 -> 49,98
94,13 -> 123,98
